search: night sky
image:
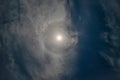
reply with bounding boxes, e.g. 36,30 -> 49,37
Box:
0,0 -> 120,80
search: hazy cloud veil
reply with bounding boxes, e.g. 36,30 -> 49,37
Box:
2,0 -> 78,80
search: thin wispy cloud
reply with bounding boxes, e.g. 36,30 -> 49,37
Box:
8,0 -> 78,80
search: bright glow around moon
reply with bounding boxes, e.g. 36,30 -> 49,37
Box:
56,34 -> 63,42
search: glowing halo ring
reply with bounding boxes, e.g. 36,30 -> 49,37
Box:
41,19 -> 78,53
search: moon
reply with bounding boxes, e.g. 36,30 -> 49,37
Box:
55,34 -> 63,42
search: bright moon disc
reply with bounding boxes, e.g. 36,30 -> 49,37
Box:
56,35 -> 63,42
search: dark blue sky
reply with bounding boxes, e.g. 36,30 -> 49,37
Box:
67,0 -> 119,80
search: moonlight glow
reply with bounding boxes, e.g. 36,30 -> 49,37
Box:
56,34 -> 63,42
41,25 -> 78,52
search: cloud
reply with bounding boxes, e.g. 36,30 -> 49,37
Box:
7,0 -> 78,80
100,0 -> 120,71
